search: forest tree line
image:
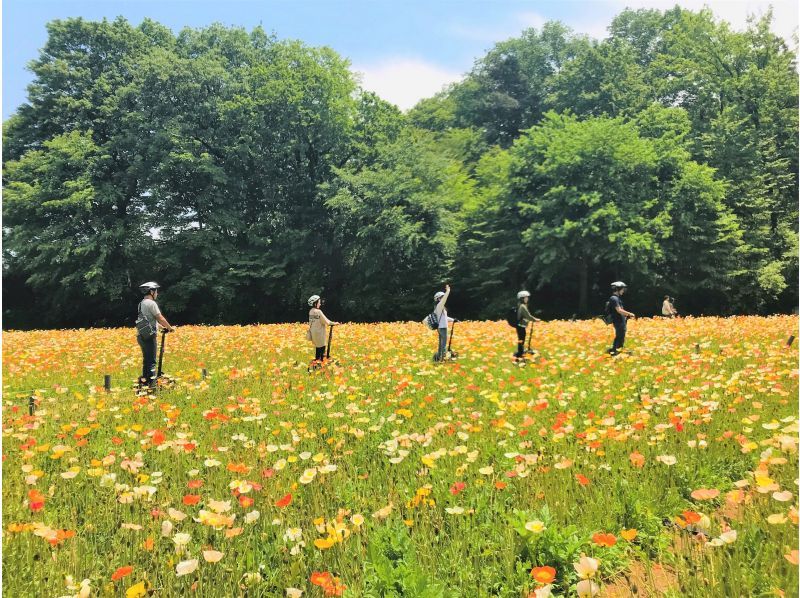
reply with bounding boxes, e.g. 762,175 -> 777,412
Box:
3,6 -> 798,328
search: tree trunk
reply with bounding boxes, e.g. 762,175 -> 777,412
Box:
578,258 -> 588,316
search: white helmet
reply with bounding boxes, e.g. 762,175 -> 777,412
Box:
610,281 -> 627,290
517,290 -> 530,300
433,291 -> 446,301
307,294 -> 321,307
139,281 -> 160,294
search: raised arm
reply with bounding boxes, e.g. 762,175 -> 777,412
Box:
435,285 -> 451,315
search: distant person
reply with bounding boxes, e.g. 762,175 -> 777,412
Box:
136,282 -> 174,388
433,284 -> 454,362
662,295 -> 677,318
308,295 -> 339,362
607,281 -> 635,356
515,290 -> 541,358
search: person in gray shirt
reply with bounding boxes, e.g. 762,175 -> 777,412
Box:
136,281 -> 174,387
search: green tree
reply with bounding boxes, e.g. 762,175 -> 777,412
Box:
323,129 -> 474,317
3,18 -> 172,326
4,131 -> 155,325
460,112 -> 744,315
652,8 -> 798,310
449,22 -> 585,146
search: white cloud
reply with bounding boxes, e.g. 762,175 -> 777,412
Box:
448,11 -> 548,43
449,10 -> 610,46
354,58 -> 463,111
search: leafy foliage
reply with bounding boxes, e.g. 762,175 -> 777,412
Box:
3,7 -> 797,327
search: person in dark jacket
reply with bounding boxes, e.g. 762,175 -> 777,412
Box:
515,290 -> 541,358
607,281 -> 635,356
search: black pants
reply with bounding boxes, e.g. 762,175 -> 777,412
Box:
315,346 -> 326,361
137,334 -> 157,385
515,326 -> 526,357
612,319 -> 627,351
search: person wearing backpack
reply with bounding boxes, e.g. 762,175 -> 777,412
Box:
308,295 -> 340,362
136,282 -> 175,388
432,284 -> 454,362
607,281 -> 635,356
514,291 -> 541,358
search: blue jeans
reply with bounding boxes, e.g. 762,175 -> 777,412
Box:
137,334 -> 157,385
436,327 -> 448,361
612,319 -> 627,351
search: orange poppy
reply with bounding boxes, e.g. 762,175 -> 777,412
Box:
628,451 -> 645,468
682,510 -> 702,525
592,532 -> 617,547
530,566 -> 556,584
111,565 -> 133,581
620,529 -> 638,541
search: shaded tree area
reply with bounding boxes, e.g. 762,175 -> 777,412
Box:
3,8 -> 797,329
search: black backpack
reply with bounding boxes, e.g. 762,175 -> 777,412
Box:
602,300 -> 613,325
506,307 -> 518,328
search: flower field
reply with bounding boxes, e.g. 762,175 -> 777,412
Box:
2,316 -> 798,597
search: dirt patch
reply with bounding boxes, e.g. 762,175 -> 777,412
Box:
604,561 -> 679,597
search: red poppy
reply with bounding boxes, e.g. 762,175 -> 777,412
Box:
449,482 -> 466,496
275,493 -> 293,508
182,494 -> 201,506
111,565 -> 134,581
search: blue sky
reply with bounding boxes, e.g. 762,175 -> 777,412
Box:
3,0 -> 797,116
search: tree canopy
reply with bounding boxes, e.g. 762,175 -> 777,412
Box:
3,8 -> 797,328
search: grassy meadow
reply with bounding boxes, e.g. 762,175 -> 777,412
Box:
2,316 -> 798,597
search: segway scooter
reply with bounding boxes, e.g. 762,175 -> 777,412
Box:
446,319 -> 460,360
514,322 -> 541,365
523,322 -> 539,357
308,325 -> 338,373
135,329 -> 175,393
154,329 -> 177,389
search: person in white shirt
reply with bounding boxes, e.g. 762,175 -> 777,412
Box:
136,281 -> 175,387
307,295 -> 340,362
433,284 -> 455,362
662,295 -> 677,318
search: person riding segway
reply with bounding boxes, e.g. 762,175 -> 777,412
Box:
514,291 -> 542,359
135,282 -> 175,389
307,295 -> 340,371
431,285 -> 455,362
606,281 -> 635,356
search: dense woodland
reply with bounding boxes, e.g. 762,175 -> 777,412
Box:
3,6 -> 798,328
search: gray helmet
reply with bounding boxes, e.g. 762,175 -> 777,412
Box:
517,290 -> 531,300
610,281 -> 627,290
139,281 -> 160,294
434,291 -> 446,301
308,294 -> 321,307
